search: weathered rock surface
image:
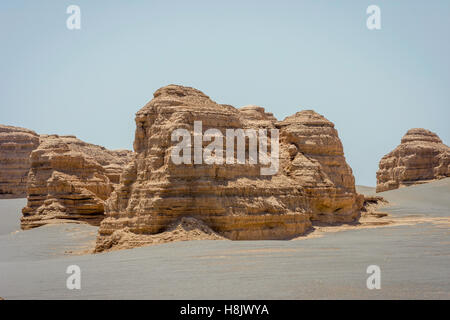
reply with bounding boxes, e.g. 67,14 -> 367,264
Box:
376,128 -> 450,192
21,135 -> 133,229
95,217 -> 225,252
0,125 -> 40,198
95,84 -> 362,252
277,110 -> 363,222
361,195 -> 388,218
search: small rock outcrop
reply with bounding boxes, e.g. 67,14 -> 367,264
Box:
376,128 -> 450,192
277,110 -> 362,223
21,135 -> 133,229
95,85 -> 362,252
96,217 -> 225,251
0,125 -> 40,198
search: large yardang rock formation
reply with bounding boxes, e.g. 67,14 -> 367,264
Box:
95,84 -> 362,252
277,110 -> 362,222
0,125 -> 40,198
21,135 -> 133,229
376,128 -> 450,192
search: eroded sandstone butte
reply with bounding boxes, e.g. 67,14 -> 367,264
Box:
95,85 -> 362,252
0,125 -> 40,198
21,135 -> 133,229
376,128 -> 450,192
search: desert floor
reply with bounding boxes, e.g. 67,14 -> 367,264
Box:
0,179 -> 449,299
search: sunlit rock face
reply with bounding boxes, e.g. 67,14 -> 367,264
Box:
95,85 -> 362,252
0,125 -> 40,199
21,134 -> 133,229
376,128 -> 450,192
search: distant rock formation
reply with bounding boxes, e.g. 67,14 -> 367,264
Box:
95,84 -> 362,252
376,128 -> 450,192
0,125 -> 40,198
21,135 -> 133,229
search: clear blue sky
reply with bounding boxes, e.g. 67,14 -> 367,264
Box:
1,0 -> 449,186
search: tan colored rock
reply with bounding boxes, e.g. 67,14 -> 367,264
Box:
95,84 -> 362,252
277,110 -> 363,223
239,105 -> 277,128
376,128 -> 450,192
95,217 -> 225,252
0,125 -> 40,198
21,135 -> 133,229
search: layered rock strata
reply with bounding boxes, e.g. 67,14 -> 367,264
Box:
376,128 -> 450,192
21,135 -> 133,229
95,84 -> 362,252
0,125 -> 40,198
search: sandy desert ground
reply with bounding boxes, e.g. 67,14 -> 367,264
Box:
0,178 -> 449,299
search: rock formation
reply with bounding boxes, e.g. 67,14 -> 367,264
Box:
277,110 -> 363,222
0,125 -> 40,198
376,128 -> 450,192
95,84 -> 362,252
21,135 -> 133,229
97,217 -> 226,251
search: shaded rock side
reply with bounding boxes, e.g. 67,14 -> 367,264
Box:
21,135 -> 133,229
376,128 -> 450,192
0,125 -> 40,198
95,84 -> 361,251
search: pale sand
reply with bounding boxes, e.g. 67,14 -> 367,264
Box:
0,178 -> 449,299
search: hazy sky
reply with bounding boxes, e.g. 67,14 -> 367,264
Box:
1,0 -> 449,186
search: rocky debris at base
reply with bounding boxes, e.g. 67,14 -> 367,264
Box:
96,84 -> 363,251
361,195 -> 388,218
21,134 -> 133,229
95,217 -> 226,252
